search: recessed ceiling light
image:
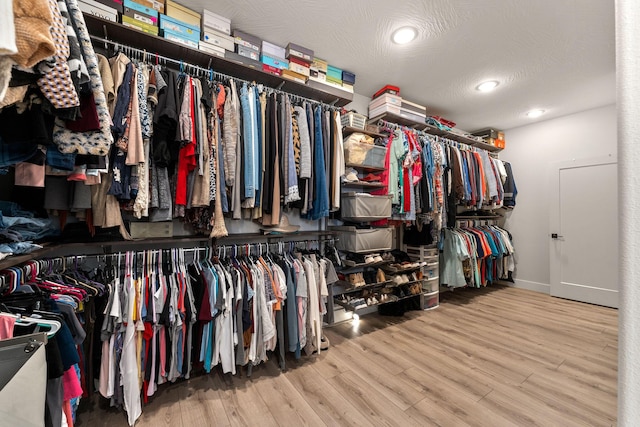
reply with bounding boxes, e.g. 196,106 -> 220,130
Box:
526,109 -> 546,118
476,80 -> 499,92
392,27 -> 417,44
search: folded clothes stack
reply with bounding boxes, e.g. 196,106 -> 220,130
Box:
0,201 -> 59,257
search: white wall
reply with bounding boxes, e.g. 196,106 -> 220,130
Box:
616,0 -> 640,423
344,92 -> 369,116
500,104 -> 617,293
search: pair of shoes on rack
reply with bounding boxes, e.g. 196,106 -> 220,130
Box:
381,252 -> 394,262
410,271 -> 423,281
364,253 -> 383,263
366,296 -> 379,306
348,272 -> 367,287
393,274 -> 410,285
347,297 -> 367,310
376,268 -> 386,283
409,283 -> 423,295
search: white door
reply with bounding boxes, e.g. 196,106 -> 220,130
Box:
550,157 -> 618,308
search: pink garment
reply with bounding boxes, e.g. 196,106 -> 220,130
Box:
0,314 -> 16,339
63,400 -> 74,427
63,366 -> 83,400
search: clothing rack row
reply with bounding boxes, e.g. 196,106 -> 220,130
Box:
377,118 -> 496,155
0,237 -> 338,292
456,219 -> 499,227
89,35 -> 341,110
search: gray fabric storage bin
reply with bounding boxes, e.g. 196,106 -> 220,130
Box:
333,226 -> 393,253
341,193 -> 392,222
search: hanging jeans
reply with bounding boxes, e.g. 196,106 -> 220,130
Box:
240,84 -> 258,199
309,107 -> 328,220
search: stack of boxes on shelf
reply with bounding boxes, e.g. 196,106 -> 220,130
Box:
261,41 -> 290,79
470,128 -> 506,148
121,1 -> 158,34
78,0 -> 122,22
80,0 -> 355,94
368,85 -> 427,123
199,10 -> 232,58
283,44 -> 314,83
308,59 -> 355,93
230,30 -> 261,68
160,2 -> 201,48
121,0 -> 163,35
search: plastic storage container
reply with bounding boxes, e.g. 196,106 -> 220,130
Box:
333,226 -> 393,253
341,112 -> 367,130
423,291 -> 440,310
341,193 -> 392,222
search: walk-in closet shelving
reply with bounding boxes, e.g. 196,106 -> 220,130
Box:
83,14 -> 353,106
369,111 -> 502,152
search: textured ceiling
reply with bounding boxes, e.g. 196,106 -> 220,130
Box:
182,0 -> 615,131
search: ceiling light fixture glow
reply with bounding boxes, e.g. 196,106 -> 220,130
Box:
392,27 -> 417,44
476,80 -> 500,92
526,109 -> 546,118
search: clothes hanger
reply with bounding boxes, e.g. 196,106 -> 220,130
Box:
2,312 -> 61,338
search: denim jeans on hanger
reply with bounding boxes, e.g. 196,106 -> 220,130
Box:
239,84 -> 257,199
309,106 -> 328,220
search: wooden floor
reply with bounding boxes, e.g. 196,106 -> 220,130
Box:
77,285 -> 618,427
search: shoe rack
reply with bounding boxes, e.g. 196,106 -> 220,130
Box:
403,245 -> 440,310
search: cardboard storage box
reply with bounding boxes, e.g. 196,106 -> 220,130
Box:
123,5 -> 158,25
121,15 -> 158,34
341,193 -> 392,222
311,57 -> 328,73
262,64 -> 282,76
124,0 -> 157,16
326,75 -> 342,85
163,29 -> 198,48
471,128 -> 501,140
289,60 -> 310,77
225,51 -> 262,69
261,54 -> 288,70
286,42 -> 314,63
368,102 -> 401,118
342,70 -> 356,85
281,69 -> 307,84
79,0 -> 119,21
369,93 -> 402,111
334,226 -> 393,253
327,65 -> 342,80
202,9 -> 231,35
160,14 -> 200,42
199,42 -> 225,58
238,45 -> 260,61
233,30 -> 261,52
126,0 -> 163,13
165,0 -> 200,27
262,41 -> 286,60
309,70 -> 326,82
202,29 -> 234,51
93,0 -> 124,13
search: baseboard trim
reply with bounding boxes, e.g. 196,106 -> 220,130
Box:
512,279 -> 551,294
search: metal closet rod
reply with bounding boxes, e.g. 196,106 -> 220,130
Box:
377,118 -> 490,154
89,35 -> 341,109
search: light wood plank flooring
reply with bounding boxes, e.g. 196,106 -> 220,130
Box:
77,285 -> 617,426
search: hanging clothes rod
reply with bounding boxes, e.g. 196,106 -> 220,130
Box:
377,118 -> 492,153
89,35 -> 340,110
